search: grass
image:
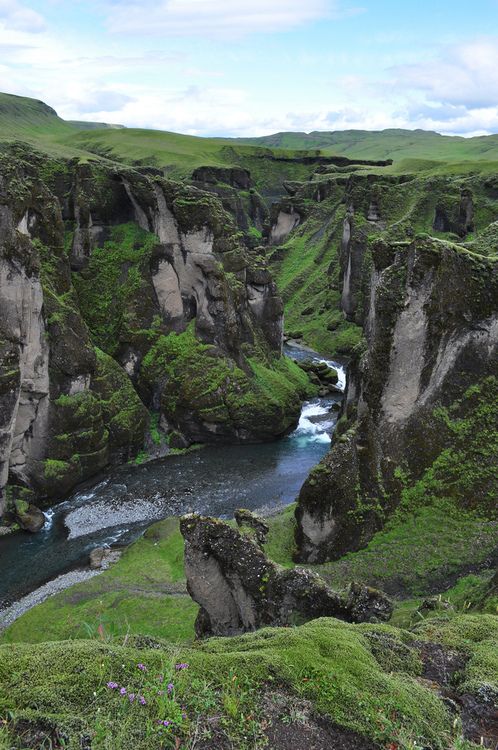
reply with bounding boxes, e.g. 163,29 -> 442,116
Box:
0,617 -> 460,750
0,519 -> 198,645
314,504 -> 498,597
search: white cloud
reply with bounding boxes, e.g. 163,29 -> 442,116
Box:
105,0 -> 361,37
0,0 -> 46,32
390,37 -> 498,109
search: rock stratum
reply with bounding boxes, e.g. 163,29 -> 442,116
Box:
0,143 -> 310,520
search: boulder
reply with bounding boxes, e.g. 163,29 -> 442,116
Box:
180,514 -> 392,638
89,546 -> 121,570
14,499 -> 45,533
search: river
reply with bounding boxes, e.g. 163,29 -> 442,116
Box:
0,344 -> 345,622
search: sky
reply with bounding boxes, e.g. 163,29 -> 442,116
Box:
1,0 -> 498,137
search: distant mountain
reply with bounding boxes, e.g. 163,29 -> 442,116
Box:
235,128 -> 498,163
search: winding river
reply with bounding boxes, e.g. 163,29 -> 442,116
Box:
0,344 -> 345,622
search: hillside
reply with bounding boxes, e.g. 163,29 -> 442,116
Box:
0,92 -> 326,193
236,128 -> 498,163
3,92 -> 498,189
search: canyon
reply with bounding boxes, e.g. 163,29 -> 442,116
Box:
0,93 -> 497,750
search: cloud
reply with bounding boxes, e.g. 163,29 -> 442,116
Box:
71,90 -> 135,114
105,0 -> 362,37
0,0 -> 46,32
390,37 -> 498,109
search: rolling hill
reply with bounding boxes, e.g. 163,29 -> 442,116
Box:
2,91 -> 498,186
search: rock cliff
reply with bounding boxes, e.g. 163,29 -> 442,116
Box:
295,234 -> 498,562
0,144 -> 308,519
180,512 -> 392,637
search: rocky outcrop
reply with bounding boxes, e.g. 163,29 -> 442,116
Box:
296,236 -> 498,562
0,144 -> 306,516
190,165 -> 269,246
0,147 -> 150,516
180,513 -> 392,637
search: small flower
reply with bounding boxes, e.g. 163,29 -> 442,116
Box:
182,713 -> 187,720
139,696 -> 146,705
120,688 -> 127,696
128,693 -> 135,703
162,720 -> 171,727
106,682 -> 119,690
167,682 -> 174,694
175,663 -> 189,671
157,690 -> 165,696
137,663 -> 147,672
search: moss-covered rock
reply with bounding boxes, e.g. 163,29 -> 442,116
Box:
140,325 -> 312,443
91,348 -> 149,460
295,237 -> 498,562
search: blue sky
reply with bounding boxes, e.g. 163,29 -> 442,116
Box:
1,0 -> 498,136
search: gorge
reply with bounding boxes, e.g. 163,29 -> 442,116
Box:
0,92 -> 497,750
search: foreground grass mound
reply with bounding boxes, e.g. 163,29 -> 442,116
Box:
0,617 -> 461,750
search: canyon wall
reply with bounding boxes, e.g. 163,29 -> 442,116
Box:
271,166 -> 498,562
0,144 -> 308,517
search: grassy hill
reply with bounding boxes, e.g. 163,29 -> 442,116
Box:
0,92 -> 327,192
236,127 -> 498,163
3,92 -> 498,187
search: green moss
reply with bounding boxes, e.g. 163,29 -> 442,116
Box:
141,325 -> 310,438
395,377 -> 498,519
43,458 -> 71,480
263,504 -> 298,567
91,347 -> 148,454
414,614 -> 498,695
72,223 -> 159,355
0,618 -> 453,750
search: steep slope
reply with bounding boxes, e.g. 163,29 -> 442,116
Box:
268,166 -> 498,355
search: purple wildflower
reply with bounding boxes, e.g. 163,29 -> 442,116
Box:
137,663 -> 147,672
175,663 -> 189,671
128,693 -> 135,703
120,687 -> 127,696
162,720 -> 171,727
139,696 -> 147,705
106,681 -> 118,690
167,682 -> 174,694
182,713 -> 187,720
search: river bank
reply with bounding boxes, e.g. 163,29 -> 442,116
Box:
0,347 -> 345,626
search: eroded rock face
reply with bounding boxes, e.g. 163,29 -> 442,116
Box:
180,513 -> 392,637
296,236 -> 498,562
0,144 -> 300,514
0,147 -> 149,515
